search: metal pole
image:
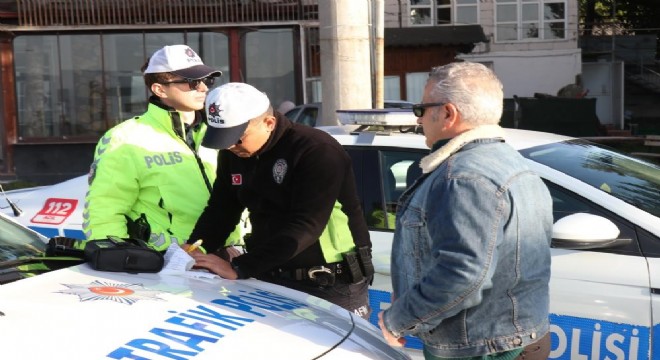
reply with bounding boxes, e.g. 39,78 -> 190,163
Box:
373,0 -> 384,109
611,0 -> 619,129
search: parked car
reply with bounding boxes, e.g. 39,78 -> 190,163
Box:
0,211 -> 410,359
323,110 -> 660,360
4,109 -> 660,359
284,101 -> 414,127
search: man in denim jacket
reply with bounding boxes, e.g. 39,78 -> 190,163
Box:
378,62 -> 553,359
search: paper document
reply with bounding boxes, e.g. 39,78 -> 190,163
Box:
160,243 -> 219,279
161,243 -> 195,272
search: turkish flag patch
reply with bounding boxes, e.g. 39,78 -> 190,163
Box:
231,174 -> 242,185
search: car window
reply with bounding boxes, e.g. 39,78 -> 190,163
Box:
519,140 -> 660,218
371,150 -> 425,229
0,216 -> 46,261
545,180 -> 592,220
298,108 -> 318,127
543,181 -> 641,256
284,107 -> 302,121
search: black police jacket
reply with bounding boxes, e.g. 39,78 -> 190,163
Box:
189,114 -> 371,278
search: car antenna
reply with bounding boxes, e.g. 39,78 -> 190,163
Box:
0,184 -> 23,217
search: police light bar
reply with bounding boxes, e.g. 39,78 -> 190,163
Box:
336,109 -> 418,127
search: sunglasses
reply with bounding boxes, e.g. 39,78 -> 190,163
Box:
412,102 -> 446,117
162,77 -> 215,91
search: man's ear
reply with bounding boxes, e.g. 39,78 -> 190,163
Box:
264,115 -> 277,131
445,103 -> 455,119
442,103 -> 460,129
151,83 -> 167,98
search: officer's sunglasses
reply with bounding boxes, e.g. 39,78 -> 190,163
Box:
412,102 -> 446,117
162,77 -> 215,91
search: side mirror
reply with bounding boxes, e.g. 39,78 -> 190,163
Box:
551,213 -> 630,250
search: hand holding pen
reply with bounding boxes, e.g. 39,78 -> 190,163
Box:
186,239 -> 203,254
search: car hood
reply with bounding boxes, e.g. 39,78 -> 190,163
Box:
0,264 -> 406,359
3,175 -> 86,239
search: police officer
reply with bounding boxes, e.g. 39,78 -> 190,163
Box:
188,82 -> 373,319
84,45 -> 240,251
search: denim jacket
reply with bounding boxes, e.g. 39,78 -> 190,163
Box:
382,125 -> 553,358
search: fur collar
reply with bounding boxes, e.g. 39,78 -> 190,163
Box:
420,124 -> 506,174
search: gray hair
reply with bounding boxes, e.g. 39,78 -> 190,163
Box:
427,62 -> 504,126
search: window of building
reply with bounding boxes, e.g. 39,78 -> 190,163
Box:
244,28 -> 296,113
409,0 -> 478,26
103,34 -> 149,129
384,76 -> 402,100
15,35 -> 60,139
405,72 -> 428,103
495,0 -> 566,42
14,31 -> 230,141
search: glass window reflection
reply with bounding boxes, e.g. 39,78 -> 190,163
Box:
520,140 -> 660,218
15,35 -> 60,139
244,28 -> 296,114
14,31 -> 231,140
103,34 -> 146,128
59,35 -> 103,137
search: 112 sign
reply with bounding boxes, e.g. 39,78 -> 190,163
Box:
31,198 -> 78,225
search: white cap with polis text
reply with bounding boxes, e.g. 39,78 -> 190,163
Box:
144,45 -> 222,79
202,82 -> 271,149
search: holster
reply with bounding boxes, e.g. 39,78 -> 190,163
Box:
341,251 -> 365,284
125,213 -> 151,242
340,246 -> 375,284
84,236 -> 164,273
357,246 -> 375,278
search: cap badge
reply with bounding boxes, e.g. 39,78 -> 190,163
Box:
207,103 -> 224,124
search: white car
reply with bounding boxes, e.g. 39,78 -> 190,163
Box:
4,109 -> 660,359
0,211 -> 410,359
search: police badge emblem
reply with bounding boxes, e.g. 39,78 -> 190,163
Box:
272,159 -> 287,184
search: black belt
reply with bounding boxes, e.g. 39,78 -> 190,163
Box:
270,262 -> 349,285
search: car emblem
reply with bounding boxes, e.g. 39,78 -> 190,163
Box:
57,280 -> 164,305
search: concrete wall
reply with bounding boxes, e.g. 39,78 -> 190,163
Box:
463,48 -> 583,98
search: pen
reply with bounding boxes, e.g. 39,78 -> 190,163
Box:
187,239 -> 203,254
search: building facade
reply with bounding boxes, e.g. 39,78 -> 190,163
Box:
0,0 -> 579,184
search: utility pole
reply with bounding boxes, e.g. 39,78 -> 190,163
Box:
318,0 -> 373,126
372,0 -> 385,109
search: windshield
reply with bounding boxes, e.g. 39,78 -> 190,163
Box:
519,139 -> 660,218
0,215 -> 46,261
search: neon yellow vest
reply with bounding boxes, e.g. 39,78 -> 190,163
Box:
82,104 -> 241,251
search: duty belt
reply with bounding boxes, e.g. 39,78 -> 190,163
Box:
271,263 -> 349,286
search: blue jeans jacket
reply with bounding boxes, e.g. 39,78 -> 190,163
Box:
383,126 -> 553,358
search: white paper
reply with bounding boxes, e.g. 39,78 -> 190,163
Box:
159,244 -> 220,279
160,243 -> 195,273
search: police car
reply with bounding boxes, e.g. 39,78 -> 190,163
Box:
0,210 -> 410,359
3,109 -> 660,359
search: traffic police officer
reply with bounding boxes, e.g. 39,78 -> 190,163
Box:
188,83 -> 373,319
